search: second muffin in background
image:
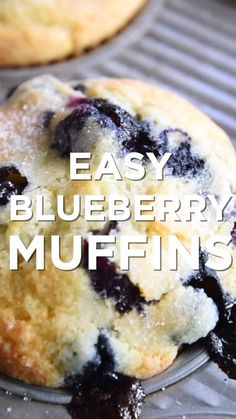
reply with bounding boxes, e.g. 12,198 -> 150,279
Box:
0,0 -> 146,67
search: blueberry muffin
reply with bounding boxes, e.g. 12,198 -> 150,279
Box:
0,0 -> 146,67
0,75 -> 235,389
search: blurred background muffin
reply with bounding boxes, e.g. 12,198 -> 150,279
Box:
0,0 -> 146,67
0,0 -> 235,418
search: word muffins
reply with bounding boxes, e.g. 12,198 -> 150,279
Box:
0,76 -> 235,417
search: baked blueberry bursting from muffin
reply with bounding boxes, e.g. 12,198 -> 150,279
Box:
65,334 -> 116,388
41,110 -> 56,128
53,105 -> 101,156
63,225 -> 147,417
82,224 -> 146,315
68,373 -> 144,419
87,252 -> 146,314
185,252 -> 236,379
52,98 -> 206,180
54,98 -> 154,157
160,129 -> 206,177
66,334 -> 145,419
231,223 -> 236,246
0,166 -> 28,206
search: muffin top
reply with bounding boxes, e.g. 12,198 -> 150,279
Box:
0,75 -> 235,388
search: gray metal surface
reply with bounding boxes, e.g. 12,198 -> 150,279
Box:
0,0 -> 235,417
143,362 -> 236,418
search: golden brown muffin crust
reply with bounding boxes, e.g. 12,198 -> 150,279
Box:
0,76 -> 234,387
0,0 -> 146,67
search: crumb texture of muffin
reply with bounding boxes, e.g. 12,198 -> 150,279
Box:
0,0 -> 146,67
0,76 -> 235,387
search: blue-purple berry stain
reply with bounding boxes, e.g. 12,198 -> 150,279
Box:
231,223 -> 236,246
82,222 -> 146,314
66,333 -> 145,419
0,166 -> 28,206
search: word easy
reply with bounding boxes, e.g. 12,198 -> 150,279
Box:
69,152 -> 172,181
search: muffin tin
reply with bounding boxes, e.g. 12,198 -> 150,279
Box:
0,344 -> 209,404
0,0 -> 236,417
0,0 -> 160,94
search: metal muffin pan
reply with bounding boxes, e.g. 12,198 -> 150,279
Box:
0,343 -> 209,404
0,0 -> 235,417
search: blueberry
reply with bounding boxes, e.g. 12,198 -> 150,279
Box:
53,98 -> 203,179
207,322 -> 236,379
95,333 -> 115,374
41,111 -> 55,128
82,222 -> 146,314
83,240 -> 145,314
92,258 -> 146,314
53,98 -> 161,159
170,141 -> 205,177
65,295 -> 146,418
82,98 -> 137,137
65,333 -> 115,389
121,120 -> 166,158
160,129 -> 205,177
0,181 -> 17,206
65,332 -> 145,418
73,84 -> 87,93
53,99 -> 119,156
184,252 -> 224,315
0,166 -> 28,206
231,222 -> 236,246
67,372 -> 145,419
185,251 -> 236,379
53,105 -> 99,156
90,100 -> 165,157
89,99 -> 134,130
